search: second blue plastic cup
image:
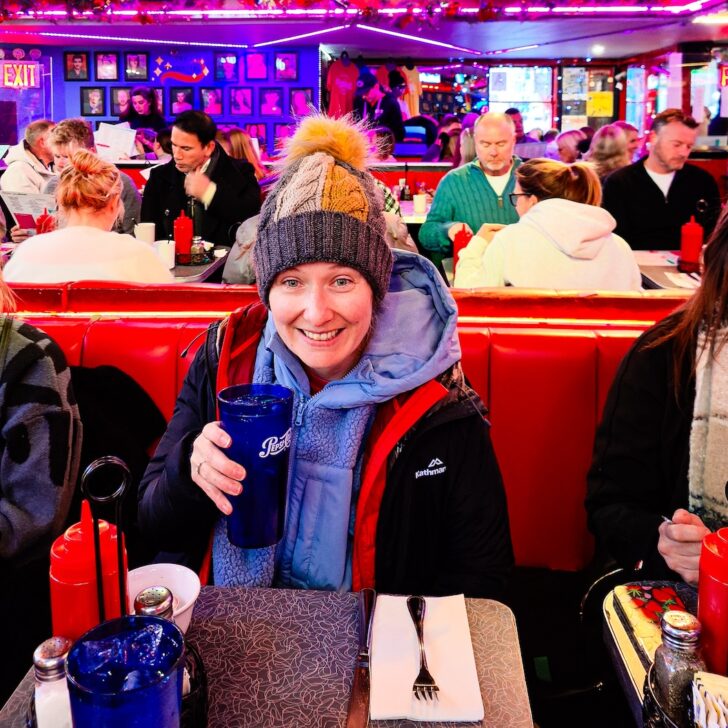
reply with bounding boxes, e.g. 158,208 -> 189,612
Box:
217,383 -> 293,549
66,615 -> 185,728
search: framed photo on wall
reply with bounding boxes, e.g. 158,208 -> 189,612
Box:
81,87 -> 106,116
229,87 -> 253,116
95,52 -> 119,81
64,52 -> 89,81
290,88 -> 313,116
215,52 -> 239,82
170,87 -> 193,115
273,123 -> 295,153
245,52 -> 267,81
245,123 -> 267,149
124,52 -> 148,82
200,88 -> 222,116
260,88 -> 283,116
274,52 -> 298,82
111,87 -> 132,116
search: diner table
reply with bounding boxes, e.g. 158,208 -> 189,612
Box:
0,587 -> 533,728
633,250 -> 701,291
602,581 -> 697,727
172,246 -> 229,283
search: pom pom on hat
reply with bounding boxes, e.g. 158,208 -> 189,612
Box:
253,115 -> 393,306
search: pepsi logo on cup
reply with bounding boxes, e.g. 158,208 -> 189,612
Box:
259,428 -> 292,458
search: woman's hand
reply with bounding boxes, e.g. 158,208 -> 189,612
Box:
475,222 -> 506,243
657,508 -> 710,586
190,422 -> 245,515
9,224 -> 31,243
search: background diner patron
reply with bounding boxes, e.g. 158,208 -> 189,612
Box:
4,150 -> 173,284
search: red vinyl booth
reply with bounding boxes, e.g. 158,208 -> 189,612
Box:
14,286 -> 688,574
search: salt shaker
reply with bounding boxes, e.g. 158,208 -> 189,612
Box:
134,585 -> 174,620
34,636 -> 73,728
654,610 -> 705,724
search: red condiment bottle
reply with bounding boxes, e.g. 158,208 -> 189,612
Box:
698,528 -> 728,674
678,215 -> 703,274
35,208 -> 55,235
173,210 -> 193,264
49,500 -> 127,641
452,224 -> 473,276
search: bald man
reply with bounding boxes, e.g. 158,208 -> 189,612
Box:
419,112 -> 521,259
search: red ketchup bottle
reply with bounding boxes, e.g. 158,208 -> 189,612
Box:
678,216 -> 703,274
49,500 -> 127,641
174,210 -> 193,265
698,528 -> 728,674
452,225 -> 473,276
35,208 -> 55,235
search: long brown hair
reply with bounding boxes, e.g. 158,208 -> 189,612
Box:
649,205 -> 728,389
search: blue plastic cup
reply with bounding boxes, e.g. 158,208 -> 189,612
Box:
66,615 -> 185,728
217,383 -> 294,549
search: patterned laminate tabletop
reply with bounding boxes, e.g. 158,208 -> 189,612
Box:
0,586 -> 533,728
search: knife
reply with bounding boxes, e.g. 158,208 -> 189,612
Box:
346,587 -> 376,728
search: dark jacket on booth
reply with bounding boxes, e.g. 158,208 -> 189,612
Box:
586,314 -> 695,579
602,158 -> 721,250
137,304 -> 514,599
140,144 -> 261,246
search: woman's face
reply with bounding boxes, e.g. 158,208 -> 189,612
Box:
268,262 -> 374,382
132,94 -> 150,115
176,91 -> 186,102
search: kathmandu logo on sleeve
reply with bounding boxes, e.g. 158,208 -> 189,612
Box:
415,457 -> 447,479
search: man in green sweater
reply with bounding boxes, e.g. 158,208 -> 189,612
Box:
420,112 -> 521,261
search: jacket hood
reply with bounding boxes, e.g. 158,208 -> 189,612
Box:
258,249 -> 461,408
4,141 -> 43,169
521,198 -> 617,260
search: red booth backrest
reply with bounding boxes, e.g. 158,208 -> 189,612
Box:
20,313 -> 644,572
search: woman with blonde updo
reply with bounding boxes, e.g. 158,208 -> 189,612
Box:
584,123 -> 631,183
4,150 -> 173,283
556,129 -> 587,163
454,158 -> 641,291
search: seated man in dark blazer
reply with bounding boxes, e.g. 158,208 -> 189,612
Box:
141,110 -> 261,246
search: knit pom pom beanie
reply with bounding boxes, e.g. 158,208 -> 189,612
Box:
253,115 -> 393,306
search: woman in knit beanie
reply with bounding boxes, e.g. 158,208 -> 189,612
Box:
139,115 -> 513,598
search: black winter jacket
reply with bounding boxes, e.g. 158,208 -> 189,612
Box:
586,314 -> 695,578
602,159 -> 721,250
138,320 -> 514,599
140,144 -> 261,246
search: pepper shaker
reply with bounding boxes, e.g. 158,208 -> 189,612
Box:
653,610 -> 705,724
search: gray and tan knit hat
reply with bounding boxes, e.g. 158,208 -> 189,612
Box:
253,115 -> 393,306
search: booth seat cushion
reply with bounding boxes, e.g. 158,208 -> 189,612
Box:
15,313 -> 648,573
488,329 -> 600,571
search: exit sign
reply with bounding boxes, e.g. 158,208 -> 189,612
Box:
0,61 -> 41,89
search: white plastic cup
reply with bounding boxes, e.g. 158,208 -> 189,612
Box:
134,222 -> 156,245
154,239 -> 176,269
413,194 -> 427,214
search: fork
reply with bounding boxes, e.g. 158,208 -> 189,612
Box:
406,595 -> 440,701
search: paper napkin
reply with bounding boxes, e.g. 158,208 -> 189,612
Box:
369,594 -> 484,722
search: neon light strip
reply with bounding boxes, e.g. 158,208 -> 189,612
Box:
356,23 -> 482,55
253,25 -> 349,48
0,29 -> 249,48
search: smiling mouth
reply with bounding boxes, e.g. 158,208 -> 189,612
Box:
301,329 -> 341,342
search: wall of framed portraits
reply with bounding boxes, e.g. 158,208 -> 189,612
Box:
0,43 -> 320,156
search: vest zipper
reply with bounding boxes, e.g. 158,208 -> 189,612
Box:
498,195 -> 503,208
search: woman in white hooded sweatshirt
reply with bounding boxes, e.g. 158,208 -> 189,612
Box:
454,158 -> 642,291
